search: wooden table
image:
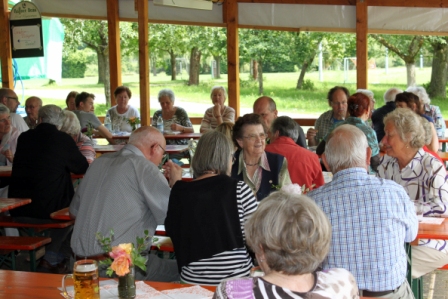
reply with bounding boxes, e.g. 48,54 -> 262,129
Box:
438,152 -> 448,162
0,198 -> 31,213
50,207 -> 70,221
94,144 -> 189,155
416,217 -> 448,240
164,132 -> 201,140
439,139 -> 448,152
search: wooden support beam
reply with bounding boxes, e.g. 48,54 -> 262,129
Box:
0,0 -> 13,88
356,0 -> 367,89
107,0 -> 122,107
226,0 -> 240,118
137,0 -> 150,126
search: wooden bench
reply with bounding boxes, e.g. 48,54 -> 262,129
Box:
0,236 -> 51,271
0,215 -> 74,237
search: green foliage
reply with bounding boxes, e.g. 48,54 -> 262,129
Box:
62,51 -> 88,78
301,79 -> 315,91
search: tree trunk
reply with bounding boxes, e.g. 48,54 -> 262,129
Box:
296,60 -> 309,89
188,47 -> 201,86
405,62 -> 416,87
252,59 -> 258,80
97,48 -> 111,106
97,49 -> 106,85
429,42 -> 448,98
213,55 -> 221,79
257,60 -> 263,95
170,51 -> 177,81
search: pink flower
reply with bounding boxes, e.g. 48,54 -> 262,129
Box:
281,184 -> 303,195
110,255 -> 131,276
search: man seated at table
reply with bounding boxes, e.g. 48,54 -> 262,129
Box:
253,96 -> 307,148
265,116 -> 324,189
372,87 -> 401,143
73,91 -> 113,143
307,124 -> 418,299
24,96 -> 42,129
306,86 -> 349,147
9,105 -> 89,273
0,88 -> 29,133
70,126 -> 182,282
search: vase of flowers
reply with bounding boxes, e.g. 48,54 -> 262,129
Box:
126,117 -> 141,131
96,230 -> 152,299
81,122 -> 95,139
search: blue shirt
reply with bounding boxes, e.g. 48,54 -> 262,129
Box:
307,167 -> 418,292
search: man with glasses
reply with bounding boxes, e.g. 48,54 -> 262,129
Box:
24,96 -> 43,129
0,88 -> 29,133
306,86 -> 349,147
70,126 -> 182,282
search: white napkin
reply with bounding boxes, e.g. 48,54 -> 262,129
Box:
417,215 -> 445,225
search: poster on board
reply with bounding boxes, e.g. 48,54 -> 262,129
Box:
9,2 -> 44,58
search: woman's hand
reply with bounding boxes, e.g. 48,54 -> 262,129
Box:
213,103 -> 222,118
171,123 -> 182,131
2,149 -> 13,163
163,160 -> 183,187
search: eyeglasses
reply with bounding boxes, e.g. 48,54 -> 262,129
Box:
243,133 -> 267,142
6,96 -> 19,102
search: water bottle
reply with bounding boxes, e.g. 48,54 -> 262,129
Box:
157,115 -> 164,133
104,113 -> 112,132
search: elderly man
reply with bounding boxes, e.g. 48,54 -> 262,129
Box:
70,126 -> 182,282
0,88 -> 28,133
253,96 -> 307,148
307,124 -> 418,299
372,88 -> 401,142
24,96 -> 42,129
265,116 -> 324,189
306,86 -> 349,146
9,105 -> 89,273
73,91 -> 113,143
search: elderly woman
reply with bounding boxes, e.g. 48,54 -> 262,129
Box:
378,107 -> 448,279
165,131 -> 258,285
65,91 -> 78,111
200,86 -> 235,133
0,104 -> 20,166
60,110 -> 95,164
214,191 -> 358,298
395,91 -> 439,152
107,86 -> 140,132
231,113 -> 291,201
317,92 -> 380,172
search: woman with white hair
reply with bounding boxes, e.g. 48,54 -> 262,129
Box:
200,86 -> 235,133
214,190 -> 358,298
378,107 -> 448,279
60,110 -> 95,164
0,104 -> 20,166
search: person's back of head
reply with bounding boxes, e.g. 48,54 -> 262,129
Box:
253,96 -> 276,111
60,110 -> 81,137
271,116 -> 299,141
383,87 -> 403,103
215,122 -> 234,143
38,105 -> 64,129
324,124 -> 368,173
395,92 -> 420,110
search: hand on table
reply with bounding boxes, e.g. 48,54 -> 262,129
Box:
171,123 -> 182,132
163,160 -> 182,187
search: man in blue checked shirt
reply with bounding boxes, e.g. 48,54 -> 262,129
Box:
307,124 -> 418,299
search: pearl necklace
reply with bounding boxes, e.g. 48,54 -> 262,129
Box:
244,160 -> 259,167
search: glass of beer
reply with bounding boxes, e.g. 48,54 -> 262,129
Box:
62,259 -> 99,299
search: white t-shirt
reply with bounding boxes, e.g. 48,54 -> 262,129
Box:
107,106 -> 140,132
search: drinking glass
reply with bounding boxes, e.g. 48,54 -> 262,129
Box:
62,259 -> 99,299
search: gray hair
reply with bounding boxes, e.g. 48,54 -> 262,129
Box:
158,89 -> 175,104
246,191 -> 331,275
383,108 -> 426,149
192,130 -> 233,177
210,86 -> 227,99
356,89 -> 375,103
325,124 -> 368,173
38,105 -> 64,129
384,87 -> 403,103
271,116 -> 299,141
25,96 -> 43,107
0,104 -> 10,115
406,86 -> 430,104
60,110 -> 81,137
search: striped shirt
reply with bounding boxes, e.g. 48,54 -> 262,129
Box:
200,106 -> 235,132
180,181 -> 258,285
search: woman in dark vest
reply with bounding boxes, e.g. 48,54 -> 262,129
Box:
231,113 -> 291,201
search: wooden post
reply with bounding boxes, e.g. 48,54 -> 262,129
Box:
225,0 -> 240,118
107,0 -> 122,107
136,0 -> 150,126
0,0 -> 13,88
356,0 -> 368,89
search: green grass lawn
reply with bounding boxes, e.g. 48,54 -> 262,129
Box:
16,66 -> 448,118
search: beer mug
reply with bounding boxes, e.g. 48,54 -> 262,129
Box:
62,259 -> 99,299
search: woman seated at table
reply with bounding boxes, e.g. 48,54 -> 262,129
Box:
214,190 -> 358,298
200,86 -> 235,133
395,91 -> 439,153
231,113 -> 291,201
107,86 -> 140,132
0,104 -> 20,167
64,91 -> 77,111
377,107 -> 448,279
60,110 -> 95,164
165,130 -> 258,286
317,92 -> 380,172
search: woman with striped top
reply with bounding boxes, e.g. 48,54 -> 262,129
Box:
165,130 -> 258,285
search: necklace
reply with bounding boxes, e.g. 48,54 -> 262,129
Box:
244,160 -> 259,167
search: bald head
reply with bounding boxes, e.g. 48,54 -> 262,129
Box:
25,96 -> 42,122
253,96 -> 278,128
0,88 -> 19,112
129,126 -> 166,166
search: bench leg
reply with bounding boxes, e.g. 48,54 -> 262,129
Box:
29,249 -> 37,272
0,252 -> 16,270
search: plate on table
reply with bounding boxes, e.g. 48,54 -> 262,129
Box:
164,131 -> 182,135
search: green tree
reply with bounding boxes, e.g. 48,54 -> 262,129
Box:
185,26 -> 208,85
426,36 -> 448,98
370,34 -> 425,87
204,27 -> 227,79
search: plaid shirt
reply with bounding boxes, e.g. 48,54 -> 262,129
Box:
313,110 -> 344,144
307,168 -> 418,291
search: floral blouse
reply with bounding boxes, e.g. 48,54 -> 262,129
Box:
152,107 -> 193,145
377,149 -> 448,253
